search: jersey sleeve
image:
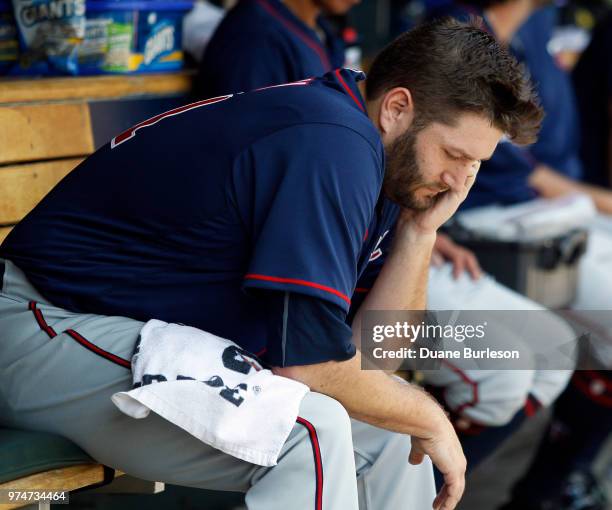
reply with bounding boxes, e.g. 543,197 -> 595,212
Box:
233,123 -> 383,313
259,290 -> 356,367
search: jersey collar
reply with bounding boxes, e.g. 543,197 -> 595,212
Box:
330,68 -> 368,113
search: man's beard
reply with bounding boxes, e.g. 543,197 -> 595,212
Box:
382,126 -> 446,211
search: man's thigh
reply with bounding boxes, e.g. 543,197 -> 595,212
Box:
428,262 -> 543,311
351,419 -> 436,510
425,263 -> 574,424
0,262 -> 354,501
0,260 -> 435,506
0,262 -> 259,492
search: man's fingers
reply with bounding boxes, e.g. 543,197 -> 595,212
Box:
409,451 -> 425,465
433,479 -> 464,510
442,171 -> 473,207
464,171 -> 477,191
408,443 -> 425,465
445,481 -> 464,508
441,172 -> 457,190
465,252 -> 482,280
432,485 -> 445,510
433,484 -> 451,510
440,470 -> 466,510
452,255 -> 465,279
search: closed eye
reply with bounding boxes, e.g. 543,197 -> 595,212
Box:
445,150 -> 464,161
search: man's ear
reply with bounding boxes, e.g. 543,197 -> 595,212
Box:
378,88 -> 415,138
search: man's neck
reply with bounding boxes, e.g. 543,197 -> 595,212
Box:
485,0 -> 535,45
281,0 -> 321,29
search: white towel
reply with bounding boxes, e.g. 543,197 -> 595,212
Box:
457,193 -> 597,241
112,319 -> 309,467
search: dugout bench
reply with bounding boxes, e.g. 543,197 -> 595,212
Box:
0,72 -> 193,508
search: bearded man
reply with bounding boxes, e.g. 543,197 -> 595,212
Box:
0,19 -> 541,510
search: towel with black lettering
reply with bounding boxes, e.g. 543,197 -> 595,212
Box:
112,319 -> 309,466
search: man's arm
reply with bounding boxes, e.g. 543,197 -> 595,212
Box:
276,170 -> 475,510
275,225 -> 463,510
529,164 -> 612,214
276,353 -> 464,510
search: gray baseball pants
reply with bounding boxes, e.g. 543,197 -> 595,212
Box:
0,259 -> 436,510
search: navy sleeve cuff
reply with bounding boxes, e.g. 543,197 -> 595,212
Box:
258,290 -> 356,367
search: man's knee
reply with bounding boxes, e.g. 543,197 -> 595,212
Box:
449,370 -> 536,426
298,392 -> 352,440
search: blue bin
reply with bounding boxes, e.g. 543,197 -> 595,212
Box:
78,0 -> 194,74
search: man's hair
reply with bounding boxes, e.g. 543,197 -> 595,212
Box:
365,17 -> 543,145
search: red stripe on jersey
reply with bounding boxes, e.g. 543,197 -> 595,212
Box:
257,0 -> 331,71
245,274 -> 350,305
334,69 -> 365,112
296,417 -> 324,510
111,95 -> 232,148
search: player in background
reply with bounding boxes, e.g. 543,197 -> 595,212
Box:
196,0 -> 355,98
195,0 -> 577,476
0,20 -> 542,510
573,11 -> 612,189
430,2 -> 612,508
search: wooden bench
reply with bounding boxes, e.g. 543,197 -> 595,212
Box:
0,428 -> 126,510
0,72 -> 193,243
0,72 -> 193,508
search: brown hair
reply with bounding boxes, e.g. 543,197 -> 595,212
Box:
365,17 -> 543,145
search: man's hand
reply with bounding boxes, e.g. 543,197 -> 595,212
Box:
406,171 -> 477,236
275,355 -> 467,510
529,164 -> 612,215
410,422 -> 467,510
433,233 -> 482,280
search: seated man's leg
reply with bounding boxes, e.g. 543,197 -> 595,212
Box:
351,419 -> 436,510
0,260 -> 434,509
423,263 -> 573,467
250,395 -> 439,510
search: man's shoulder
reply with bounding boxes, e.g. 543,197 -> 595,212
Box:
240,79 -> 381,154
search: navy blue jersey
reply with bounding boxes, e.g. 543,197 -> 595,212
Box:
431,5 -> 583,208
512,8 -> 582,179
197,0 -> 345,98
1,69 -> 397,365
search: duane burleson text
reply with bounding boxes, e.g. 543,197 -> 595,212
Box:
372,347 -> 520,359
